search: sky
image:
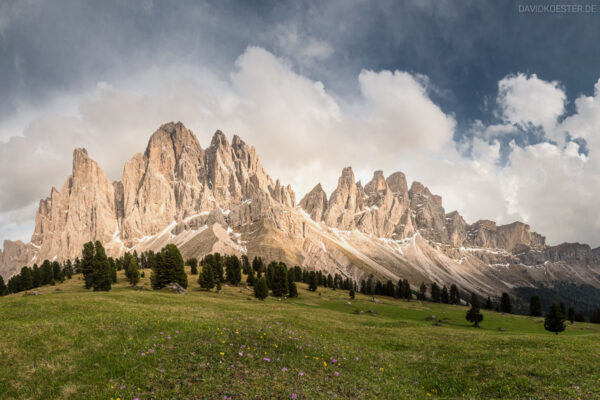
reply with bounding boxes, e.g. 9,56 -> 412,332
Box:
1,0 -> 600,247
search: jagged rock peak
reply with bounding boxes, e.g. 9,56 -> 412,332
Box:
145,121 -> 201,158
364,170 -> 388,193
386,171 -> 408,194
299,183 -> 328,222
210,129 -> 229,148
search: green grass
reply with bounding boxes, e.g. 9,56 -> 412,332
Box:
1,271 -> 600,399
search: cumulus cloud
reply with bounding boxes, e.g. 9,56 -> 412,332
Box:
1,46 -> 600,248
497,73 -> 566,139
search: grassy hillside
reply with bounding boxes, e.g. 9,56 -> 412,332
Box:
1,271 -> 600,399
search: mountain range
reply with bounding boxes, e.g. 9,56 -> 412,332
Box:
2,122 -> 600,301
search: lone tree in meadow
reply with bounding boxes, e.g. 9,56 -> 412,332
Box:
150,244 -> 188,290
529,295 -> 542,316
308,271 -> 318,292
254,276 -> 268,300
466,292 -> 483,328
544,302 -> 566,335
500,292 -> 512,313
199,263 -> 215,291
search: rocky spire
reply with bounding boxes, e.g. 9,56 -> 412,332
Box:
299,183 -> 328,222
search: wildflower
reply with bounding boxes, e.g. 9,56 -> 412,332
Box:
159,369 -> 165,373
148,349 -> 154,354
323,361 -> 327,367
263,357 -> 271,362
299,346 -> 302,350
141,352 -> 146,356
160,332 -> 163,335
282,367 -> 288,372
291,394 -> 298,399
332,358 -> 338,363
334,372 -> 340,377
220,352 -> 225,355
355,356 -> 359,361
175,330 -> 180,334
238,352 -> 243,356
299,372 -> 304,376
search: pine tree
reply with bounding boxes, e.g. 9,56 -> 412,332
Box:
418,282 -> 427,300
450,284 -> 460,304
151,244 -> 187,289
485,296 -> 493,310
199,263 -> 215,290
32,265 -> 41,287
544,302 -> 566,335
327,274 -> 334,288
288,272 -> 298,298
349,288 -> 355,299
529,295 -> 542,316
271,263 -> 289,297
441,285 -> 449,304
81,242 -> 95,289
567,306 -> 575,324
500,292 -> 512,313
266,262 -> 277,289
187,258 -> 198,275
431,283 -> 441,303
0,275 -> 7,296
466,292 -> 483,327
225,255 -> 242,285
52,261 -> 64,283
254,276 -> 268,300
360,280 -> 367,294
308,271 -> 318,292
241,255 -> 250,274
246,267 -> 256,286
20,266 -> 33,290
7,275 -> 22,293
385,280 -> 395,297
91,241 -> 112,291
124,253 -> 140,286
109,258 -> 117,283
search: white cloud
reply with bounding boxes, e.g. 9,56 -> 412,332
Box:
497,73 -> 566,139
1,48 -> 600,249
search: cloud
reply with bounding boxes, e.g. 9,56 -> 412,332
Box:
496,73 -> 566,139
1,47 -> 600,249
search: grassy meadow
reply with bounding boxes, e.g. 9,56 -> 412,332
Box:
1,270 -> 600,399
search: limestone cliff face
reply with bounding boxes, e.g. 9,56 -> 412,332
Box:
2,121 -> 600,300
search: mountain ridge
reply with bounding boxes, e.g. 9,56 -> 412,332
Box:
2,122 -> 599,299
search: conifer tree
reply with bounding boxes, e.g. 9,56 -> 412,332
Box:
241,255 -> 250,274
91,241 -> 112,291
199,262 -> 215,290
124,253 -> 140,286
20,266 -> 33,290
0,275 -> 7,296
441,285 -> 449,304
403,279 -> 412,300
52,261 -> 64,283
246,267 -> 256,286
485,296 -> 493,310
360,280 -> 367,294
450,284 -> 460,304
500,292 -> 512,313
385,280 -> 395,297
151,244 -> 187,289
81,242 -> 95,289
308,271 -> 318,292
395,279 -> 403,299
266,262 -> 277,289
529,295 -> 542,316
349,288 -> 355,299
254,276 -> 268,300
32,265 -> 41,287
327,274 -> 334,288
567,306 -> 575,324
418,282 -> 427,300
544,302 -> 566,335
271,262 -> 289,297
559,301 -> 566,317
187,258 -> 198,275
109,258 -> 117,283
466,292 -> 483,327
288,272 -> 298,298
7,275 -> 21,293
225,255 -> 242,285
431,283 -> 441,302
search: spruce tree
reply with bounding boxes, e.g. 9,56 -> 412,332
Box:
81,242 -> 95,289
450,284 -> 460,304
187,258 -> 198,275
544,302 -> 566,335
403,280 -> 412,301
109,258 -> 117,283
441,285 -> 449,304
500,292 -> 512,313
20,266 -> 33,290
151,244 -> 187,289
92,241 -> 112,291
360,280 -> 367,294
246,267 -> 256,286
271,263 -> 289,297
308,271 -> 318,292
7,275 -> 22,293
466,292 -> 483,327
0,275 -> 7,296
349,288 -> 355,299
418,282 -> 427,300
241,255 -> 250,274
431,283 -> 441,303
266,262 -> 277,289
254,276 -> 268,300
485,296 -> 493,310
32,265 -> 41,288
225,255 -> 242,285
52,261 -> 64,283
288,272 -> 298,298
567,306 -> 575,324
199,263 -> 215,290
124,253 -> 140,286
529,295 -> 542,316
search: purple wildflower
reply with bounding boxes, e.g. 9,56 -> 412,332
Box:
291,394 -> 298,399
282,367 -> 288,372
334,372 -> 340,377
263,357 -> 271,362
332,358 -> 338,363
141,352 -> 146,356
